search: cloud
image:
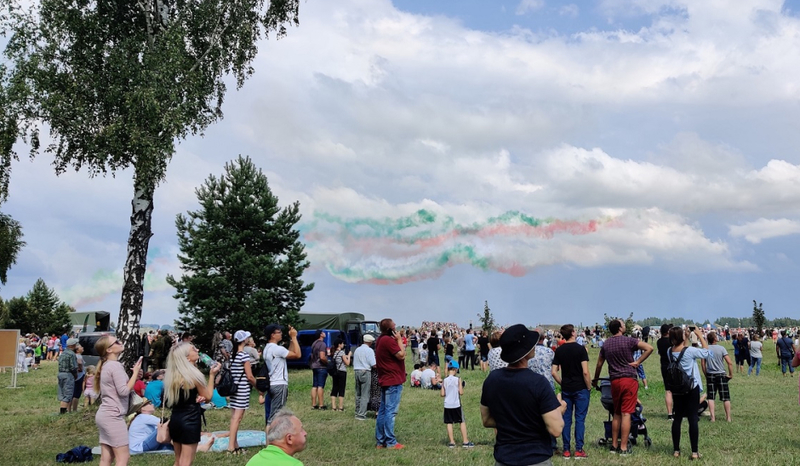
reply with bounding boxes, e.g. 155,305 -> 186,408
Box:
516,0 -> 545,16
5,0 -> 800,325
729,218 -> 800,244
559,4 -> 579,17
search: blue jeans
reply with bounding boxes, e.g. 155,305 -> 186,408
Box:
561,388 -> 590,452
375,384 -> 403,447
140,429 -> 173,453
781,356 -> 795,374
748,357 -> 762,376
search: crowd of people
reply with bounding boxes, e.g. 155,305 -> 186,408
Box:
21,318 -> 800,465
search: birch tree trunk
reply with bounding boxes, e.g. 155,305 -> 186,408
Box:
117,180 -> 154,367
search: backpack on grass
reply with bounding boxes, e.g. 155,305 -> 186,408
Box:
665,347 -> 693,395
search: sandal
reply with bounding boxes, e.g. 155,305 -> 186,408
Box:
674,451 -> 681,458
690,453 -> 702,460
226,448 -> 243,456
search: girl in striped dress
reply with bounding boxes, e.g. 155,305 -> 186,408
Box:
227,330 -> 256,455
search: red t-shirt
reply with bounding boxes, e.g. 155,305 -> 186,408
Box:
375,335 -> 406,387
134,380 -> 146,396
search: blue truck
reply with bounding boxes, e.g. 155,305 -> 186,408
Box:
287,312 -> 380,367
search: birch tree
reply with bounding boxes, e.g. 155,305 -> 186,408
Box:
0,0 -> 300,365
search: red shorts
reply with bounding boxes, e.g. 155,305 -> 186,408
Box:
611,378 -> 639,414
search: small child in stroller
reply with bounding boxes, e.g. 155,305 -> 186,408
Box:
596,378 -> 652,449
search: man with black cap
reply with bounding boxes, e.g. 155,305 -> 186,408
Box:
481,324 -> 566,465
263,323 -> 301,427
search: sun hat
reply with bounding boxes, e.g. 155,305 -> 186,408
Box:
499,324 -> 540,364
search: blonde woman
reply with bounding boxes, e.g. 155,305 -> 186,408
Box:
164,342 -> 220,466
93,336 -> 143,466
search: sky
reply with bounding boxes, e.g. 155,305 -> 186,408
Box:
5,0 -> 800,329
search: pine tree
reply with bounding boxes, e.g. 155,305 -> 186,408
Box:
167,156 -> 313,351
5,296 -> 30,332
47,302 -> 74,336
477,300 -> 496,334
752,300 -> 765,337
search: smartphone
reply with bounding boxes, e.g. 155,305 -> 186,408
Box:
688,326 -> 696,331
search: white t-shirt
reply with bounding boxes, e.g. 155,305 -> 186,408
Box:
264,343 -> 290,386
420,368 -> 436,388
443,375 -> 461,409
410,369 -> 422,385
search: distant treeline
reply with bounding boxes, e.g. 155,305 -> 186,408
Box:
636,316 -> 800,328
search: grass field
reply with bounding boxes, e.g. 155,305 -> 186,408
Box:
2,339 -> 800,465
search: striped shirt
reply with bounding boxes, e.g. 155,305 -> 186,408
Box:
228,351 -> 251,409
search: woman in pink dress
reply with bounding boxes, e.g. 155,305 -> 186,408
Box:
93,336 -> 143,466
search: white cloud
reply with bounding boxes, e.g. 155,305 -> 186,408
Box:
6,0 -> 800,321
516,0 -> 545,16
729,218 -> 800,243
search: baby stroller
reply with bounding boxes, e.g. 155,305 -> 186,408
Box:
596,378 -> 652,448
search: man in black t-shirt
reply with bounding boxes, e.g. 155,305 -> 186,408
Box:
481,324 -> 566,466
656,323 -> 674,419
551,324 -> 591,459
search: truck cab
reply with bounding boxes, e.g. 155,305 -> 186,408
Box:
287,314 -> 380,367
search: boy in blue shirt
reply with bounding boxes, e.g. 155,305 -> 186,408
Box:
441,361 -> 473,448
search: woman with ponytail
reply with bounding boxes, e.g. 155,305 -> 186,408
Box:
94,335 -> 143,466
164,342 -> 220,466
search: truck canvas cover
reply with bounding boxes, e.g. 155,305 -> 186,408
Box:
298,312 -> 366,331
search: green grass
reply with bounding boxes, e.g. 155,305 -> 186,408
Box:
2,341 -> 800,465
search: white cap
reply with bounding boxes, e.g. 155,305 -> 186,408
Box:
233,330 -> 251,342
363,334 -> 375,343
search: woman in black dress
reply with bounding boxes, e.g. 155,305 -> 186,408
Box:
164,342 -> 220,466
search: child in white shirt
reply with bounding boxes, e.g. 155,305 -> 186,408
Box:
410,364 -> 422,387
441,361 -> 472,448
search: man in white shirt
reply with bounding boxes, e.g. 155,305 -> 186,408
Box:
420,363 -> 442,389
263,324 -> 301,428
352,334 -> 377,420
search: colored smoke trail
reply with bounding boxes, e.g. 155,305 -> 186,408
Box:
301,210 -> 622,284
62,247 -> 176,309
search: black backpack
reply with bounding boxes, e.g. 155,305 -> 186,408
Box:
255,362 -> 270,393
327,353 -> 338,377
216,359 -> 244,397
665,347 -> 694,395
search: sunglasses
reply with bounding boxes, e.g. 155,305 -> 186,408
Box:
111,340 -> 123,347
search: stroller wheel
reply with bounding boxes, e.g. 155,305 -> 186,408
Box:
598,438 -> 606,446
644,437 -> 652,448
630,438 -> 637,446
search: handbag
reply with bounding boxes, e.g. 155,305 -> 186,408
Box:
127,392 -> 146,416
156,405 -> 171,444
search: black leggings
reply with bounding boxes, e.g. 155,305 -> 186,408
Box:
330,370 -> 347,397
672,386 -> 700,453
